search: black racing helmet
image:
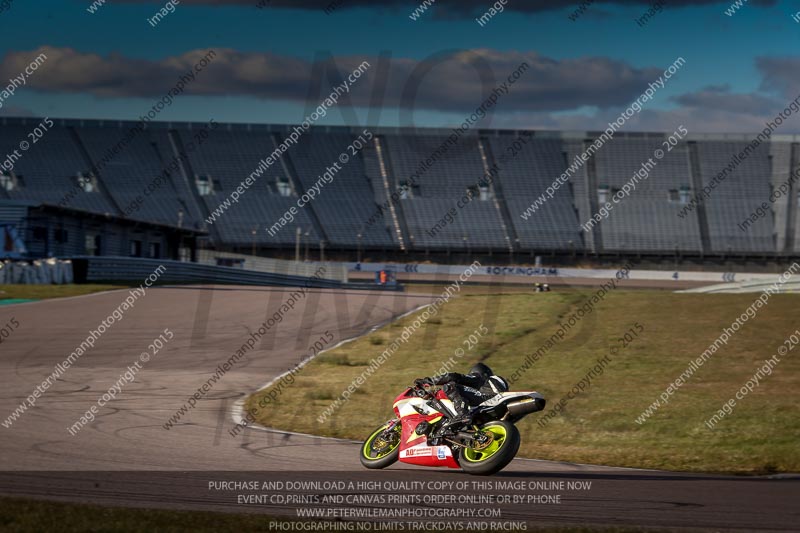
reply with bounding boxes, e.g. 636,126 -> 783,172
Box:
470,363 -> 509,393
469,363 -> 493,379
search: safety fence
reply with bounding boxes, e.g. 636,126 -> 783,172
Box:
0,258 -> 73,284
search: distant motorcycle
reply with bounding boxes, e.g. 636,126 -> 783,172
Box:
360,383 -> 546,475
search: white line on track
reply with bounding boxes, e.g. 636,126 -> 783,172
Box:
230,301 -> 432,438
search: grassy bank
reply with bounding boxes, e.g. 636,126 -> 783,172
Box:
247,288 -> 800,474
0,284 -> 123,302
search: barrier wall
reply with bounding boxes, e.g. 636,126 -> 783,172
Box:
73,257 -> 345,289
0,259 -> 74,285
196,250 -> 348,282
347,261 -> 782,284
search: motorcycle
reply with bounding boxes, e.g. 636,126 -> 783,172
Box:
360,383 -> 546,475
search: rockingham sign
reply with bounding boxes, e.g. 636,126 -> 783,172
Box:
347,262 -> 782,284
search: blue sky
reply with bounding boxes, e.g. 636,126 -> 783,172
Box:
1,0 -> 799,133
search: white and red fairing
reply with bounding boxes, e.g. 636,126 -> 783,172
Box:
392,388 -> 460,468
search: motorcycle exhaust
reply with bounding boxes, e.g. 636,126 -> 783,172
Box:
504,398 -> 546,419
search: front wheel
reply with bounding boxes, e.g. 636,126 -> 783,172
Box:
459,420 -> 521,476
360,420 -> 401,469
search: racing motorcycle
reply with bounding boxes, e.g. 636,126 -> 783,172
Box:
360,383 -> 545,475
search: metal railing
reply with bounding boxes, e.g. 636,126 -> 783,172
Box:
73,256 -> 345,289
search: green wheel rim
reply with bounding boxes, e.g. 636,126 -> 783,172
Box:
362,422 -> 400,460
462,424 -> 508,463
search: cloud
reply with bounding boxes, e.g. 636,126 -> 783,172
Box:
488,57 -> 800,134
756,57 -> 800,100
498,66 -> 800,135
7,45 -> 794,135
671,85 -> 780,115
0,106 -> 36,117
0,46 -> 666,113
113,0 -> 777,16
497,97 -> 800,135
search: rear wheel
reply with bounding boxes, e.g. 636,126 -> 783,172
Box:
360,420 -> 401,469
458,420 -> 520,476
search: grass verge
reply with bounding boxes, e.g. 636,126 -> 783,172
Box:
0,284 -> 123,302
246,288 -> 800,474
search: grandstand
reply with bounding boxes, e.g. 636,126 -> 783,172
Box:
1,116 -> 798,262
591,136 -> 703,253
694,141 -> 774,253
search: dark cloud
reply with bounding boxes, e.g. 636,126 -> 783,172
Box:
0,106 -> 37,117
0,46 -> 666,113
756,57 -> 800,100
110,0 -> 778,16
500,105 -> 800,135
671,85 -> 780,115
503,78 -> 800,135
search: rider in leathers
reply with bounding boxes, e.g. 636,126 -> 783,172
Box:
415,363 -> 509,423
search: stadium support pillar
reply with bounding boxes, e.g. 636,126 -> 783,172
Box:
784,143 -> 799,253
584,142 -> 603,253
688,141 -> 711,255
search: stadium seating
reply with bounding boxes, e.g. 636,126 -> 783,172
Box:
380,133 -> 510,249
179,127 -> 320,246
591,137 -> 704,253
695,141 -> 774,253
287,132 -> 395,248
486,135 -> 582,251
0,122 -> 116,215
76,124 -> 202,228
0,117 -> 791,256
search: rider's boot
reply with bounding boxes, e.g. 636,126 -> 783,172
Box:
441,391 -> 473,427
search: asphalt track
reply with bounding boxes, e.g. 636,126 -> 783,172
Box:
0,285 -> 797,531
